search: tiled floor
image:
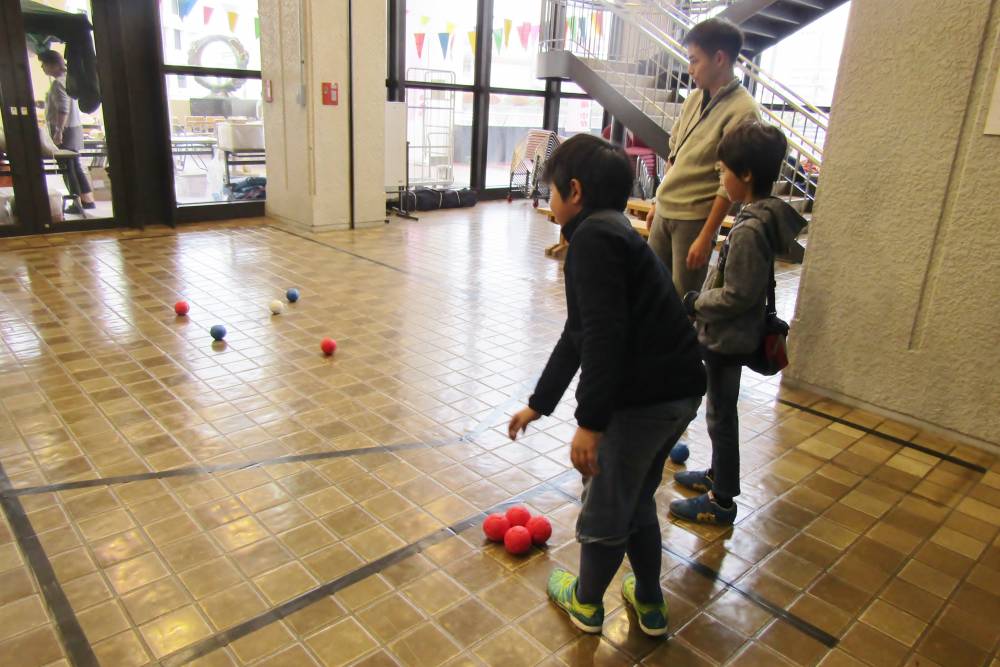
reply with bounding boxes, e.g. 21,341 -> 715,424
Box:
0,202 -> 998,667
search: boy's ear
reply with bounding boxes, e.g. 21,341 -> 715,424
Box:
740,170 -> 753,184
569,178 -> 584,205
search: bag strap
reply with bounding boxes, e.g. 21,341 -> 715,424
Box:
766,262 -> 777,317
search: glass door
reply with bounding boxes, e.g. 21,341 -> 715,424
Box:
23,0 -> 117,228
158,1 -> 265,220
0,0 -> 118,235
0,0 -> 41,236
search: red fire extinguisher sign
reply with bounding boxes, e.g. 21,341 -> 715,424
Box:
322,82 -> 338,106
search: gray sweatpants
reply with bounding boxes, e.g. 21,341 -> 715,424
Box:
648,214 -> 709,297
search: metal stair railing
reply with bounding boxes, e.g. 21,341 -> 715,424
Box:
540,0 -> 825,203
540,0 -> 695,135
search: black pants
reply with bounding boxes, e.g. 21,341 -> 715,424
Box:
57,127 -> 92,198
705,358 -> 743,499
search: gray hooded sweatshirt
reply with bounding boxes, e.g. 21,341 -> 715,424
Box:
694,197 -> 807,355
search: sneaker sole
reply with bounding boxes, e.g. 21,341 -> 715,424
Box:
668,506 -> 735,526
549,595 -> 603,634
568,614 -> 603,634
622,597 -> 668,637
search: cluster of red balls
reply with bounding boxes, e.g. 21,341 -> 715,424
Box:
482,505 -> 551,555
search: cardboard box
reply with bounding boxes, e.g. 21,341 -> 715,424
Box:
217,122 -> 265,151
89,167 -> 112,201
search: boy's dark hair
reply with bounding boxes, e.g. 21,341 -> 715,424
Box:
717,120 -> 788,197
38,50 -> 65,67
682,19 -> 743,63
543,134 -> 633,212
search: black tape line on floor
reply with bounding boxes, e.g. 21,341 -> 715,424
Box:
158,471 -> 578,666
540,481 -> 840,649
776,398 -> 987,474
3,439 -> 457,497
5,385 -> 530,497
0,462 -> 99,667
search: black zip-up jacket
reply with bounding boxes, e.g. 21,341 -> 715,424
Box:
528,209 -> 707,431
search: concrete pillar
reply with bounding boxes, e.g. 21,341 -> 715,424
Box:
786,0 -> 1000,447
258,0 -> 386,231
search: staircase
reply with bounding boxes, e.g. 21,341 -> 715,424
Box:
537,0 -> 828,207
717,0 -> 849,57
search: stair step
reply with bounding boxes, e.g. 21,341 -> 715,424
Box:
740,20 -> 779,39
780,0 -> 826,11
756,6 -> 802,24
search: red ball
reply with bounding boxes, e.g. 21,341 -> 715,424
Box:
505,506 -> 531,527
320,338 -> 337,355
526,515 -> 552,545
482,513 -> 510,542
504,525 -> 532,555
174,301 -> 189,316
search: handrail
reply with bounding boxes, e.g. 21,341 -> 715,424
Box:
656,0 -> 830,124
540,0 -> 824,202
597,0 -> 824,159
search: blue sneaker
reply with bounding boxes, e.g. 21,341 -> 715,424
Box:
669,493 -> 737,525
673,469 -> 713,493
621,573 -> 669,637
547,568 -> 604,633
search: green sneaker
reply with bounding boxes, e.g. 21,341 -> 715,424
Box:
621,573 -> 669,637
547,568 -> 604,633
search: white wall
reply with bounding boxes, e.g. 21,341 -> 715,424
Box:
786,0 -> 1000,447
259,0 -> 386,231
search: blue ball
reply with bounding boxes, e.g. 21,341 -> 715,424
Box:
669,443 -> 690,464
286,288 -> 300,303
210,324 -> 227,341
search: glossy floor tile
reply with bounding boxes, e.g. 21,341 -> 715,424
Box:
0,203 -> 998,667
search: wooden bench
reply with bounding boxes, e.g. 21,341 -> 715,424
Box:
539,199 -> 733,259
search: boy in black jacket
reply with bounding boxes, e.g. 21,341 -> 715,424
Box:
507,134 -> 706,637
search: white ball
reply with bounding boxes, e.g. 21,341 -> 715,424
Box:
269,300 -> 285,315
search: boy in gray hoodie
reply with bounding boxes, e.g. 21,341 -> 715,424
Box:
669,120 -> 806,525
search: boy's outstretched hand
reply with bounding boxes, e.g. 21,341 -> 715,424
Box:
508,406 -> 541,440
571,427 -> 601,477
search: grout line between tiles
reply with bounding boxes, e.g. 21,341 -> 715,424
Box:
157,470 -> 580,666
0,461 -> 99,667
776,399 -> 987,473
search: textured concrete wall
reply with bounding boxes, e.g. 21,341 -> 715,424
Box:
259,0 -> 386,231
787,0 -> 1000,446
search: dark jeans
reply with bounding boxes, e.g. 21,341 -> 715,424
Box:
574,396 -> 701,606
705,358 -> 743,499
57,126 -> 92,198
576,397 -> 701,545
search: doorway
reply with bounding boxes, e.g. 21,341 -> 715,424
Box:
0,0 -> 124,236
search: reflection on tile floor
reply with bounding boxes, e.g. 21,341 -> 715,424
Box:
0,202 -> 998,667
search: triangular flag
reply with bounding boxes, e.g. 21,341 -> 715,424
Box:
227,11 -> 238,32
254,16 -> 260,39
493,28 -> 502,51
567,16 -> 575,41
503,18 -> 512,48
178,0 -> 197,19
420,15 -> 430,26
438,32 -> 451,58
203,6 -> 213,24
414,32 -> 426,59
594,13 -> 604,36
467,31 -> 476,53
446,21 -> 456,34
578,19 -> 587,43
531,24 -> 540,42
517,22 -> 531,49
